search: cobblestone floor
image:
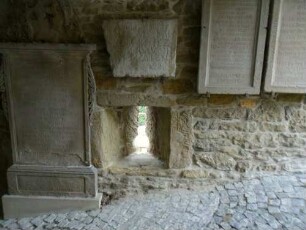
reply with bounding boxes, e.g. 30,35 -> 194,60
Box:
1,173 -> 305,230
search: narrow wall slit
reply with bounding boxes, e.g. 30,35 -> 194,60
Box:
121,106 -> 163,168
99,106 -> 171,169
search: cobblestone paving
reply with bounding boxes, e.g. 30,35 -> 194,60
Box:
1,173 -> 305,230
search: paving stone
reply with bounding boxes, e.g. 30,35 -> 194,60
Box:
247,203 -> 258,211
268,206 -> 281,214
269,199 -> 281,206
44,213 -> 57,223
224,184 -> 236,190
17,218 -> 33,229
0,173 -> 305,230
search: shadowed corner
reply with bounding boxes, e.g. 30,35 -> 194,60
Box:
0,106 -> 12,220
0,58 -> 12,218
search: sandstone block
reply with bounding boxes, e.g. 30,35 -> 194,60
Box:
193,108 -> 246,120
240,98 -> 259,109
247,100 -> 284,122
208,95 -> 236,106
194,152 -> 236,171
169,109 -> 193,169
162,79 -> 194,94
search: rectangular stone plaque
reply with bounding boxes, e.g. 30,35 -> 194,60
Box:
103,19 -> 177,78
265,0 -> 306,93
198,0 -> 269,94
0,43 -> 97,197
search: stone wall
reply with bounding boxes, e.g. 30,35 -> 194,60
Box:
0,0 -> 305,198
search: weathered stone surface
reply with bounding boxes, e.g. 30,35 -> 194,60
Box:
1,44 -> 98,199
239,98 -> 259,109
265,0 -> 306,93
193,107 -> 246,120
99,108 -> 125,168
259,122 -> 287,132
91,107 -> 103,168
162,79 -> 194,94
248,100 -> 285,122
154,107 -> 171,165
181,169 -> 210,179
208,95 -> 236,106
176,95 -> 207,106
235,161 -> 251,173
127,0 -> 170,12
97,92 -> 143,106
169,109 -> 193,169
0,0 -> 306,208
103,19 -> 177,77
123,106 -> 139,155
194,152 -> 236,171
198,0 -> 268,94
2,174 -> 306,230
285,108 -> 306,132
277,94 -> 304,103
96,78 -> 117,90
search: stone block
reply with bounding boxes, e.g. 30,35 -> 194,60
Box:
208,95 -> 236,106
194,152 -> 236,171
169,109 -> 193,169
97,92 -> 143,107
103,19 -> 177,77
285,108 -> 306,132
247,100 -> 284,122
181,169 -> 210,179
265,0 -> 306,93
99,108 -> 125,168
154,107 -> 171,165
277,94 -> 304,103
162,79 -> 194,94
127,0 -> 169,11
96,78 -> 117,90
91,107 -> 103,168
198,0 -> 269,94
2,193 -> 102,219
0,43 -> 100,215
193,107 -> 246,120
7,165 -> 98,197
240,98 -> 259,109
176,95 -> 207,106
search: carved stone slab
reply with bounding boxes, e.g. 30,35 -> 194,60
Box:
103,19 -> 177,78
7,165 -> 97,197
265,0 -> 306,93
0,43 -> 97,197
198,0 -> 269,94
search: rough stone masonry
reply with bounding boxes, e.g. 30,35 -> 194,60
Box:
0,0 -> 305,201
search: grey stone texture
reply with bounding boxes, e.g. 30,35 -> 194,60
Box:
0,0 -> 306,212
198,0 -> 269,94
103,19 -> 177,78
2,193 -> 102,219
265,0 -> 306,93
1,173 -> 305,229
0,44 -> 101,218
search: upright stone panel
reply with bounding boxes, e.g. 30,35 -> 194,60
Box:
0,43 -> 102,219
198,0 -> 269,94
265,0 -> 306,93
